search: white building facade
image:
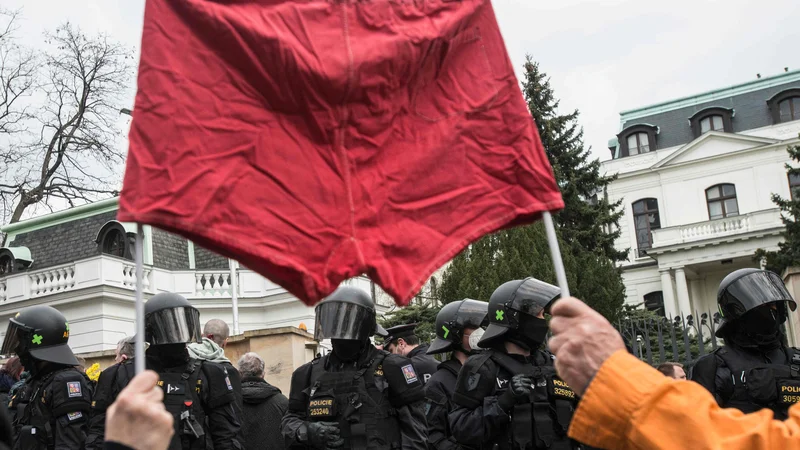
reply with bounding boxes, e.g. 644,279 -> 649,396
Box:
603,70 -> 800,322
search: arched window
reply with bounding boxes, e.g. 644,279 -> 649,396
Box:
689,107 -> 733,138
789,172 -> 800,200
0,247 -> 32,276
632,199 -> 661,257
768,89 -> 800,124
700,115 -> 724,133
617,124 -> 658,158
96,221 -> 135,260
102,229 -> 127,257
644,291 -> 665,317
627,132 -> 650,155
0,255 -> 12,276
706,184 -> 738,220
779,97 -> 800,123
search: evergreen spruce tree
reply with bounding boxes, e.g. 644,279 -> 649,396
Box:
437,58 -> 626,322
756,135 -> 800,274
522,57 -> 626,262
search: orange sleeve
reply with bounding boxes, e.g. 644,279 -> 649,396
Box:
568,350 -> 800,450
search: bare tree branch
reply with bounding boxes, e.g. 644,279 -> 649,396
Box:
0,18 -> 134,242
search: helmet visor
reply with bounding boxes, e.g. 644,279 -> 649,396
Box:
456,300 -> 489,329
510,278 -> 561,317
0,321 -> 30,357
146,306 -> 202,345
721,271 -> 797,318
314,302 -> 374,341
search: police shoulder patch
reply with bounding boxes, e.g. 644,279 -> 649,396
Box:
401,364 -> 418,384
67,381 -> 82,398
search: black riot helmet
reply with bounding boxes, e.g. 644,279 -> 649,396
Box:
427,299 -> 488,355
314,286 -> 386,341
716,268 -> 796,337
145,292 -> 202,345
478,277 -> 559,348
1,305 -> 79,366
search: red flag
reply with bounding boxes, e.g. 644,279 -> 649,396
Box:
118,0 -> 563,306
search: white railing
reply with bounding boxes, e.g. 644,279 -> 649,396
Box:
122,262 -> 152,292
0,255 -> 372,305
680,215 -> 749,241
195,271 -> 233,298
30,264 -> 76,297
651,208 -> 783,249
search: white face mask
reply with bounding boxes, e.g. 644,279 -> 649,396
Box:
468,328 -> 486,352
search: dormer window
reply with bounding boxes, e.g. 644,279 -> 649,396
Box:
689,107 -> 733,138
767,88 -> 800,124
627,133 -> 650,155
0,247 -> 33,276
95,221 -> 136,260
779,97 -> 800,123
617,124 -> 659,158
700,115 -> 724,133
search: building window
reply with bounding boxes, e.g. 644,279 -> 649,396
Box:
102,229 -> 127,257
644,291 -> 665,317
706,184 -> 739,220
689,107 -> 733,138
617,124 -> 659,158
779,97 -> 800,123
0,255 -> 12,276
767,88 -> 800,124
633,198 -> 661,257
789,172 -> 800,200
96,221 -> 134,260
627,133 -> 650,155
700,115 -> 724,133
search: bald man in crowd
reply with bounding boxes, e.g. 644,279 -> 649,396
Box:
188,319 -> 243,420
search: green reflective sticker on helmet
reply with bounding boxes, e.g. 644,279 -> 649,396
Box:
495,310 -> 504,321
718,305 -> 724,318
442,325 -> 450,339
65,322 -> 69,332
32,334 -> 43,345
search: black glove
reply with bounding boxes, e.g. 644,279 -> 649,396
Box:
498,374 -> 533,412
305,422 -> 344,450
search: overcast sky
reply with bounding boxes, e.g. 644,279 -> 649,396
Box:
4,0 -> 800,163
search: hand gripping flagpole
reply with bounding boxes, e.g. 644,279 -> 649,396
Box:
134,224 -> 146,374
542,211 -> 570,299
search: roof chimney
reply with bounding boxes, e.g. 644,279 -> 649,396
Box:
786,67 -> 790,72
757,73 -> 762,79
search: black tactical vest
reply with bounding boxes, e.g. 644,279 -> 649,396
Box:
307,352 -> 402,450
159,360 -> 208,450
471,350 -> 580,450
716,346 -> 800,420
9,368 -> 90,450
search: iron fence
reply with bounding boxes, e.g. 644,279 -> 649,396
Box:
615,310 -> 723,367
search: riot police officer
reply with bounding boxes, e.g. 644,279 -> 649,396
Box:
425,299 -> 488,450
449,278 -> 581,450
281,286 -> 427,450
2,305 -> 92,449
85,292 -> 242,449
383,323 -> 439,384
691,268 -> 800,419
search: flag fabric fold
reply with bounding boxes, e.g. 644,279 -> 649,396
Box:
118,0 -> 563,306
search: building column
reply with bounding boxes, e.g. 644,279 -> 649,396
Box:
674,267 -> 692,316
660,269 -> 677,318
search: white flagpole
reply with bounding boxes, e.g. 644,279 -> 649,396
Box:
229,258 -> 240,335
134,224 -> 146,374
542,211 -> 570,298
